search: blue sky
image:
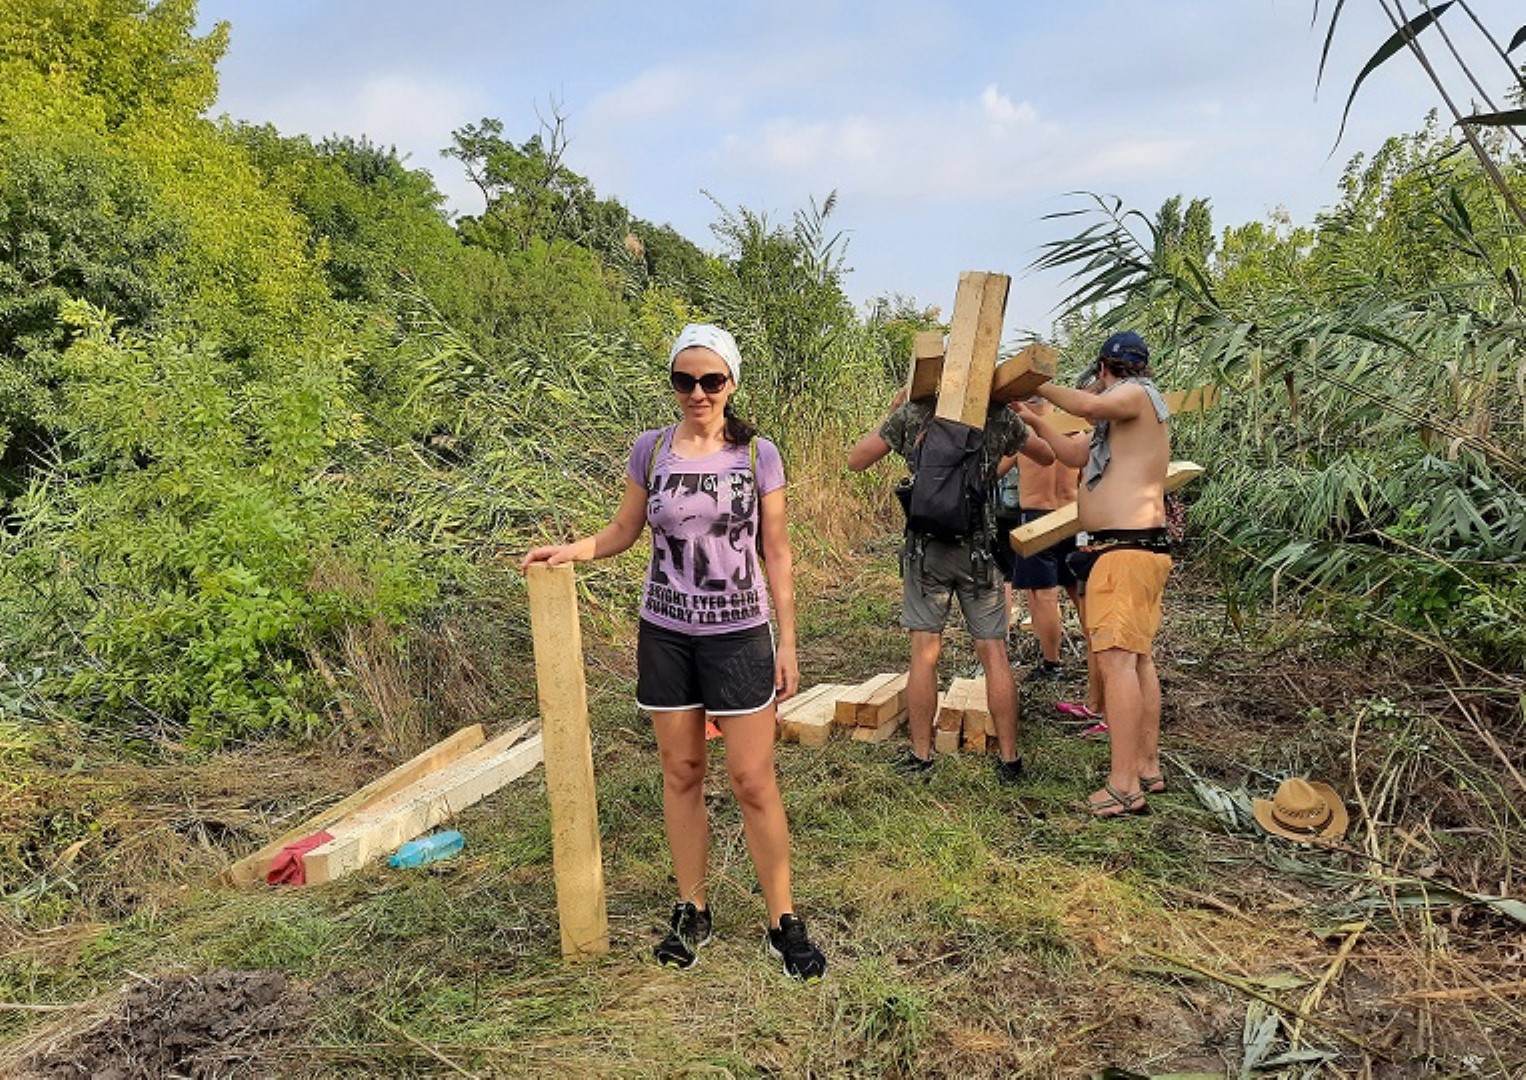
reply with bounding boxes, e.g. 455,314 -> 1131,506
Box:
197,1 -> 1523,337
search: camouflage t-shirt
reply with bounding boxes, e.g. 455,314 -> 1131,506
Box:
878,400 -> 1029,484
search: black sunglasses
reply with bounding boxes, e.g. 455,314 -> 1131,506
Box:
670,371 -> 730,394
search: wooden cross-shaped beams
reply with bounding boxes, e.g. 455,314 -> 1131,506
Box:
935,271 -> 1010,429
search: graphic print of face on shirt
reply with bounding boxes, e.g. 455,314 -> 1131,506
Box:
648,467 -> 758,595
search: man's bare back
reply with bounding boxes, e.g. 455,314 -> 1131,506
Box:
1076,382 -> 1169,533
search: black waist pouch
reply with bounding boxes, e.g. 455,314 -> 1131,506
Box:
1067,530 -> 1172,592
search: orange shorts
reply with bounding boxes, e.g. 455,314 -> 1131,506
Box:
1083,549 -> 1171,655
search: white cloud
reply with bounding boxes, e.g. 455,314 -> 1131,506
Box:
220,74 -> 487,215
585,66 -> 691,122
980,84 -> 1037,127
243,75 -> 485,151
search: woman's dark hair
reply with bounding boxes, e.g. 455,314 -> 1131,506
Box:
723,401 -> 757,446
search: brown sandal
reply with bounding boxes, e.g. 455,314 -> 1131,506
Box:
1140,773 -> 1167,795
1085,782 -> 1149,819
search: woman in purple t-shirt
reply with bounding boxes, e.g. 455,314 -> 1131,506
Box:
521,324 -> 826,981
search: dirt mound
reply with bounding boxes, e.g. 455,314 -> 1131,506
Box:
23,969 -> 308,1079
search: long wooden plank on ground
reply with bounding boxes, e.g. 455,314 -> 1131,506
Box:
834,673 -> 900,726
1009,460 -> 1205,557
905,331 -> 945,401
935,272 -> 1010,429
856,673 -> 909,728
989,344 -> 1058,403
779,683 -> 852,746
777,682 -> 838,720
300,730 -> 544,885
221,724 -> 487,887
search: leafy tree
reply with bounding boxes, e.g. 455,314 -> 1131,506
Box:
0,0 -> 227,134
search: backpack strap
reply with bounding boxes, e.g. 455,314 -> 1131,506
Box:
645,425 -> 674,490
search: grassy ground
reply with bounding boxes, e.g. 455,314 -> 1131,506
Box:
2,538 -> 1523,1078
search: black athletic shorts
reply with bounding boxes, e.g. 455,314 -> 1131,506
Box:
1009,509 -> 1078,591
635,619 -> 777,716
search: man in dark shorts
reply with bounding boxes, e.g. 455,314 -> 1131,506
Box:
848,389 -> 1056,783
1002,396 -> 1081,682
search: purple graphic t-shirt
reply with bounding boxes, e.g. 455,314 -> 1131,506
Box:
626,428 -> 786,635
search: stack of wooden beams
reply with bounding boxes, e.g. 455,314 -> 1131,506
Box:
833,672 -> 910,743
221,722 -> 543,888
777,683 -> 854,746
935,676 -> 993,754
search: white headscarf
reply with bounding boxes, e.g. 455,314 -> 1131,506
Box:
668,323 -> 742,384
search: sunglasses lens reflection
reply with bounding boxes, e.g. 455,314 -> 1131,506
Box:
670,372 -> 729,393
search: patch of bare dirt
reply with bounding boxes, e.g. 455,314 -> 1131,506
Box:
18,970 -> 309,1080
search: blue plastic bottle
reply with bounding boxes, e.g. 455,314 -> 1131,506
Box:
389,830 -> 465,868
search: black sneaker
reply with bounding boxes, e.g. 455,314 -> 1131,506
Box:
891,749 -> 935,780
994,756 -> 1026,786
653,901 -> 712,970
766,913 -> 827,981
1027,660 -> 1065,682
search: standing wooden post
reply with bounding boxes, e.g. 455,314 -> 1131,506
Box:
526,563 -> 609,961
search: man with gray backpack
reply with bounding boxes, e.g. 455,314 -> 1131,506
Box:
848,387 -> 1056,782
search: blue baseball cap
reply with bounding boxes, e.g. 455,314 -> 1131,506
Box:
1099,330 -> 1149,363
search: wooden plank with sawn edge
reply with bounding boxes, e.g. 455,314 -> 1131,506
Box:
905,331 -> 945,401
1009,460 -> 1205,557
851,708 -> 907,742
989,344 -> 1058,403
835,672 -> 900,726
857,673 -> 909,727
300,733 -> 544,886
526,563 -> 610,961
780,684 -> 853,746
935,272 -> 1010,429
221,723 -> 487,887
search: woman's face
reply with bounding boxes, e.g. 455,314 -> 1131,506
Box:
670,346 -> 735,422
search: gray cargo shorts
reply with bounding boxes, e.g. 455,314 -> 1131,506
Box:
901,536 -> 1009,640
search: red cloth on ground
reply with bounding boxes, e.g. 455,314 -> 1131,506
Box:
265,830 -> 334,886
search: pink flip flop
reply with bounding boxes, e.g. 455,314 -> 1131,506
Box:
1056,701 -> 1103,722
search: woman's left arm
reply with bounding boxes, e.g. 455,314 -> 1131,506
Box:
759,485 -> 799,702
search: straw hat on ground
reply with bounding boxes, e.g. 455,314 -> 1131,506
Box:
1253,777 -> 1349,843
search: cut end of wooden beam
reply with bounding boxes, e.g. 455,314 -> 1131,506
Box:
990,343 -> 1058,404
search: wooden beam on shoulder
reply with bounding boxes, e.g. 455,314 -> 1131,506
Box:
905,331 -> 945,401
990,344 -> 1058,403
935,272 -> 1010,429
1009,460 -> 1205,557
1044,384 -> 1221,438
